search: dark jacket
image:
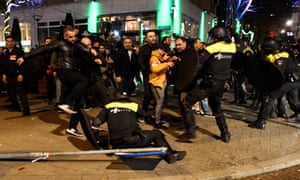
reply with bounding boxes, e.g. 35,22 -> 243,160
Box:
93,99 -> 144,140
79,45 -> 107,83
26,40 -> 91,71
113,48 -> 139,78
138,43 -> 154,76
2,47 -> 27,77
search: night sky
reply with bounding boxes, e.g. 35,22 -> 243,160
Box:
243,0 -> 295,40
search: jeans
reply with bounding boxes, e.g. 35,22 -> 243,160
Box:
151,82 -> 167,124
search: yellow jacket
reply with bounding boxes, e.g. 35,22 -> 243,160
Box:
149,50 -> 169,88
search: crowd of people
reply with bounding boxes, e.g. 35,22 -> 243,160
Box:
1,24 -> 300,164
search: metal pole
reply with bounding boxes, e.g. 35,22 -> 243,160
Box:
0,147 -> 168,162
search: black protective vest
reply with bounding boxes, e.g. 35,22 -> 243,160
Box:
205,41 -> 237,80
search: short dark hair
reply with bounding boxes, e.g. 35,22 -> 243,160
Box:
152,43 -> 164,50
5,35 -> 14,40
175,36 -> 187,43
162,36 -> 170,43
145,30 -> 156,37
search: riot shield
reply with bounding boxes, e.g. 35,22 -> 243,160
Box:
245,58 -> 285,92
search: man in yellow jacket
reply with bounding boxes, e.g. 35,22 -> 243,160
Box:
149,45 -> 175,128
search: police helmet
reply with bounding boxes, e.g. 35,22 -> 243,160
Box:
208,26 -> 229,40
262,37 -> 280,54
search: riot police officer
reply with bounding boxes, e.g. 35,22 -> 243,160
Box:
249,37 -> 300,129
176,26 -> 237,143
91,90 -> 186,164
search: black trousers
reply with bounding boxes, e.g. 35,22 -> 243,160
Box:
56,69 -> 88,106
142,74 -> 153,113
57,69 -> 88,129
233,72 -> 247,103
258,81 -> 300,123
119,76 -> 136,95
7,76 -> 30,112
88,78 -> 111,106
110,130 -> 173,152
45,74 -> 56,104
180,79 -> 229,135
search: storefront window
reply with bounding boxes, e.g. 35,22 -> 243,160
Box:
0,22 -> 31,48
98,12 -> 156,33
182,15 -> 199,38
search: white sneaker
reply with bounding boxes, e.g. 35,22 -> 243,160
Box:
84,107 -> 93,111
66,128 -> 83,137
58,104 -> 77,114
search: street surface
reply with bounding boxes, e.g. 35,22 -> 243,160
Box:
1,84 -> 300,179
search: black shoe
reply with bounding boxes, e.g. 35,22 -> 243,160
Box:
278,113 -> 288,119
163,151 -> 186,164
178,132 -> 196,139
248,121 -> 266,129
154,123 -> 163,129
23,111 -> 30,116
163,153 -> 176,164
221,132 -> 231,143
172,151 -> 186,161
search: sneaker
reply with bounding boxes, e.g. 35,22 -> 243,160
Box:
58,104 -> 77,114
66,128 -> 83,137
84,107 -> 93,111
138,117 -> 145,123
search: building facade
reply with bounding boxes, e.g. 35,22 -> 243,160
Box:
0,0 -> 216,50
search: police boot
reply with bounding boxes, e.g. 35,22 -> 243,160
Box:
216,114 -> 231,143
221,132 -> 231,143
248,120 -> 266,129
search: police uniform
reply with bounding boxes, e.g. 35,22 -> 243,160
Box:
179,39 -> 237,143
232,46 -> 254,105
92,91 -> 186,163
250,50 -> 300,128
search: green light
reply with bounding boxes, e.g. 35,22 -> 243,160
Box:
87,1 -> 102,33
199,10 -> 206,41
212,18 -> 217,28
173,0 -> 182,36
235,18 -> 241,35
139,21 -> 144,45
156,0 -> 172,31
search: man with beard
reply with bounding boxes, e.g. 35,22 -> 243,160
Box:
138,31 -> 157,116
